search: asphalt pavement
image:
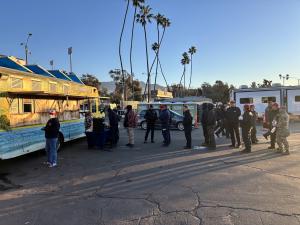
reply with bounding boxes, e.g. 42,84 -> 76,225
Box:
1,125 -> 300,225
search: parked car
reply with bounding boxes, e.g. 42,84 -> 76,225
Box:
117,110 -> 126,120
138,109 -> 186,131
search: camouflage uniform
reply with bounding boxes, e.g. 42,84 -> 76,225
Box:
275,108 -> 290,154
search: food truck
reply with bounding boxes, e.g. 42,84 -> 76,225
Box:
0,56 -> 100,159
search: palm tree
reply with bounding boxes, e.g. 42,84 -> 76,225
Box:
129,0 -> 145,100
153,13 -> 164,94
119,0 -> 130,102
152,41 -> 160,93
149,16 -> 171,73
179,52 -> 190,97
188,46 -> 197,90
136,5 -> 153,103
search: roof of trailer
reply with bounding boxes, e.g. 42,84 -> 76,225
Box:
65,72 -> 84,84
233,86 -> 300,92
26,65 -> 55,78
0,56 -> 32,73
48,70 -> 72,81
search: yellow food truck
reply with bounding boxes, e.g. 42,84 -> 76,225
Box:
0,56 -> 99,159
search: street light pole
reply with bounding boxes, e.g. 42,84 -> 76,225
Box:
68,47 -> 73,73
279,74 -> 289,86
21,33 -> 32,64
50,60 -> 54,70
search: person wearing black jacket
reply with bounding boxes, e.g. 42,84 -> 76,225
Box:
159,104 -> 171,146
215,104 -> 226,137
44,110 -> 60,168
226,100 -> 241,148
93,116 -> 106,150
201,103 -> 209,146
183,105 -> 193,149
108,107 -> 119,148
207,103 -> 217,150
250,105 -> 258,144
144,104 -> 158,143
240,104 -> 254,153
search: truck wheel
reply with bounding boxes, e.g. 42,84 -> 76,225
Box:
141,121 -> 147,130
177,122 -> 184,131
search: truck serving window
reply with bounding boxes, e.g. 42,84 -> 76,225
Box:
295,96 -> 300,102
23,99 -> 33,113
262,97 -> 276,103
240,98 -> 253,104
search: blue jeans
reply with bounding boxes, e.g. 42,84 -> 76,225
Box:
45,138 -> 58,164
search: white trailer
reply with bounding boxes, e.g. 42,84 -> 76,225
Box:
286,89 -> 300,115
231,86 -> 283,119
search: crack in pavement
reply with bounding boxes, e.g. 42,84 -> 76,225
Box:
239,164 -> 300,180
199,202 -> 300,218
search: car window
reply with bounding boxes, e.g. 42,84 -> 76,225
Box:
139,110 -> 146,117
170,110 -> 182,117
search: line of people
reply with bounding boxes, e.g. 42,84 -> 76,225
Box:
201,100 -> 290,154
42,100 -> 290,168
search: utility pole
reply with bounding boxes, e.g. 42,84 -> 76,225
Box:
68,47 -> 73,73
20,33 -> 32,64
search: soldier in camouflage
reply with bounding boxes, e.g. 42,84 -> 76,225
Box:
275,107 -> 290,155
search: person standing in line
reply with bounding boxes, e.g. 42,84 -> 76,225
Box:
263,101 -> 273,140
250,105 -> 259,144
268,103 -> 280,149
144,104 -> 158,143
107,106 -> 119,148
159,104 -> 171,147
201,103 -> 209,146
207,103 -> 217,150
183,105 -> 193,149
226,100 -> 241,148
224,103 -> 230,139
240,104 -> 254,153
124,105 -> 137,148
43,110 -> 60,168
275,107 -> 290,154
215,104 -> 226,138
84,111 -> 94,149
93,116 -> 106,150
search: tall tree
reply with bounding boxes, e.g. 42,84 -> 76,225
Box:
129,0 -> 145,100
188,46 -> 197,90
136,5 -> 153,102
109,69 -> 142,102
179,52 -> 190,97
201,80 -> 233,103
151,41 -> 159,93
80,74 -> 101,90
119,0 -> 130,103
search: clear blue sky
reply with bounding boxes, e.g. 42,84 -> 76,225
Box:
1,0 -> 300,87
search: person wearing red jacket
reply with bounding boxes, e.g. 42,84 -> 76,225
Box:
124,105 -> 137,148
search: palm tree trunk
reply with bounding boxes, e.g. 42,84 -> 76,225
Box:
158,57 -> 169,88
119,0 -> 130,104
179,67 -> 185,97
183,64 -> 186,97
188,54 -> 193,90
150,27 -> 166,74
143,25 -> 151,103
153,22 -> 160,95
130,6 -> 137,101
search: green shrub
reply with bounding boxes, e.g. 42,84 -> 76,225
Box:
0,115 -> 11,131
